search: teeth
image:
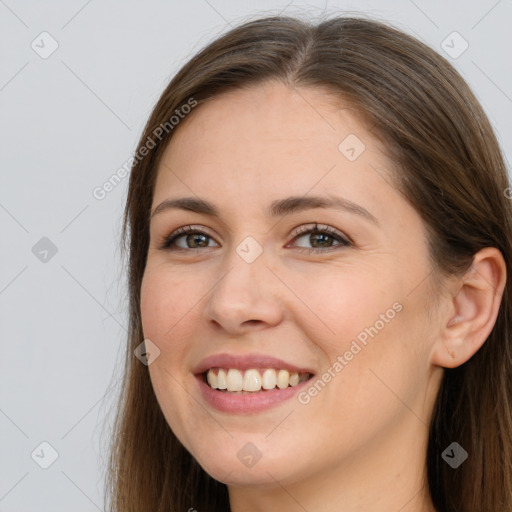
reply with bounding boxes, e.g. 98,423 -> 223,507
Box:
226,369 -> 243,391
277,369 -> 290,389
217,368 -> 227,389
207,370 -> 217,389
243,369 -> 262,392
262,368 -> 277,389
206,368 -> 309,392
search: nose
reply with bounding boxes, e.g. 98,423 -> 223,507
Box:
204,245 -> 284,334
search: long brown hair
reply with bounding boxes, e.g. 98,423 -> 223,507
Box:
103,14 -> 512,511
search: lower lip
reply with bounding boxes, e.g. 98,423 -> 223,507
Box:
195,374 -> 313,413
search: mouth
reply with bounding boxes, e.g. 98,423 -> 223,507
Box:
193,352 -> 316,413
202,368 -> 313,394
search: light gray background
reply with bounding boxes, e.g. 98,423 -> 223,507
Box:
0,0 -> 510,510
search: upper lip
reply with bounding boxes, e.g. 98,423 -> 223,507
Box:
192,352 -> 316,375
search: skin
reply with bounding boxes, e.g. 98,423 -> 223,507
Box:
140,81 -> 506,512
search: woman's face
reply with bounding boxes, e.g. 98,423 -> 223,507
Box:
141,82 -> 444,502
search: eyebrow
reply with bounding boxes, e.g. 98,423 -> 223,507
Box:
149,195 -> 379,226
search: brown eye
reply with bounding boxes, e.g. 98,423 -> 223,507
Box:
180,233 -> 210,248
296,231 -> 336,248
161,226 -> 218,250
160,223 -> 351,254
290,224 -> 351,253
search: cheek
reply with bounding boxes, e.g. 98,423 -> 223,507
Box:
293,267 -> 421,404
288,266 -> 396,351
140,267 -> 201,450
140,267 -> 195,398
140,264 -> 200,341
140,270 -> 166,340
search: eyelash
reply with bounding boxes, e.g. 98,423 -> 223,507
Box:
159,223 -> 352,254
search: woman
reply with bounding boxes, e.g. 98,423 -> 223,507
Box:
104,14 -> 512,512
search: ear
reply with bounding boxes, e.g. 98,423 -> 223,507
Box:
430,247 -> 507,368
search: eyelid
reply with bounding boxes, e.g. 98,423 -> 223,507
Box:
160,222 -> 352,251
289,223 -> 351,244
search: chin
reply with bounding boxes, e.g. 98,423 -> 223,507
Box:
188,436 -> 305,487
199,457 -> 295,487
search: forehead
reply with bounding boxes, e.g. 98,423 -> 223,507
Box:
166,82 -> 370,155
157,84 -> 384,179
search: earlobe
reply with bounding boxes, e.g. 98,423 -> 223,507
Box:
430,247 -> 507,369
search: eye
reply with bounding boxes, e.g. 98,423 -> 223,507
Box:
287,223 -> 352,253
160,225 -> 218,251
159,223 -> 352,253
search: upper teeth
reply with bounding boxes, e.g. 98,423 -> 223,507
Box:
206,368 -> 309,392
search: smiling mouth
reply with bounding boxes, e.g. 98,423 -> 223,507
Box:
203,368 -> 313,393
